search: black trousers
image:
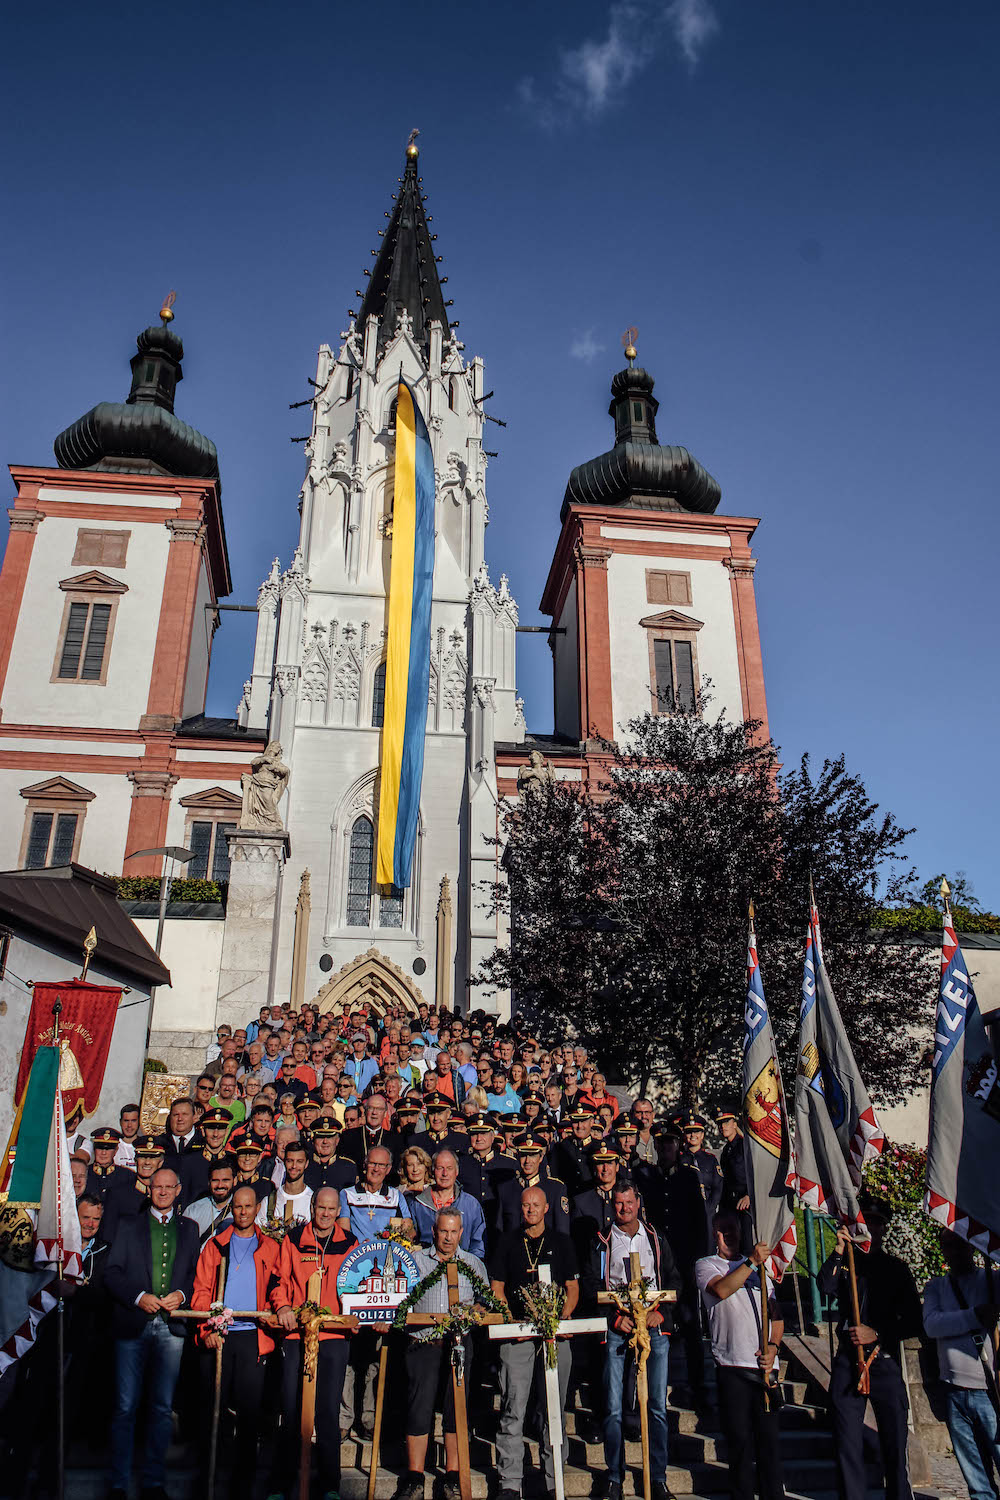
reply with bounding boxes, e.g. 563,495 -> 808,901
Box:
200,1329 -> 266,1495
716,1365 -> 785,1500
830,1350 -> 911,1500
405,1337 -> 472,1438
274,1337 -> 351,1495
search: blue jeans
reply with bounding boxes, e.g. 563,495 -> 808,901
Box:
603,1327 -> 669,1483
111,1319 -> 186,1488
945,1386 -> 1000,1500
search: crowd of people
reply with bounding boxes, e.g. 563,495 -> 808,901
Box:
2,998 -> 998,1500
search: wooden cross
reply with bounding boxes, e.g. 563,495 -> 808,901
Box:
298,1267 -> 360,1500
598,1250 -> 677,1500
405,1258 -> 507,1500
488,1263 -> 606,1500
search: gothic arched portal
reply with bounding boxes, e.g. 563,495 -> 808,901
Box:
310,946 -> 426,1018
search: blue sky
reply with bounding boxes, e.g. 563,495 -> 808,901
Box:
2,0 -> 997,904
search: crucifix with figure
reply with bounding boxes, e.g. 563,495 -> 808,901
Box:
598,1250 -> 677,1500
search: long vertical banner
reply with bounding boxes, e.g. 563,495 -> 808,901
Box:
377,379 -> 435,889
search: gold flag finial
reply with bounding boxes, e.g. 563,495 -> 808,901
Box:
160,289 -> 176,325
940,876 -> 951,901
748,898 -> 755,924
81,926 -> 97,981
621,326 -> 639,366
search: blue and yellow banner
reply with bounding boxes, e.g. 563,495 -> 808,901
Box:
377,380 -> 435,889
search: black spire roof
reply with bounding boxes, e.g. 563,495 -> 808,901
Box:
562,362 -> 721,519
357,140 -> 451,360
53,310 -> 218,481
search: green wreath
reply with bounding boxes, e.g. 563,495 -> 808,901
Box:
392,1256 -> 508,1332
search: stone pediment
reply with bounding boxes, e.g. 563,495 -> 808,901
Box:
311,946 -> 425,1017
178,786 -> 243,811
58,570 -> 129,594
19,775 -> 96,802
638,610 -> 703,631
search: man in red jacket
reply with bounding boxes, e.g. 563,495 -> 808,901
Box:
268,1187 -> 360,1500
192,1185 -> 281,1494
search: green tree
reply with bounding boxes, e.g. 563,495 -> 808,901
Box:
474,709 -> 933,1108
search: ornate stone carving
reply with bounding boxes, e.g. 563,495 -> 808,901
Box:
300,639 -> 330,705
281,547 -> 310,596
574,541 -> 612,570
394,306 -> 414,339
257,558 -> 281,610
514,696 -> 526,731
472,676 -> 495,712
724,557 -> 757,579
165,517 -> 207,547
239,741 -> 290,832
517,750 -> 555,795
275,666 -> 298,696
329,439 -> 350,472
6,508 -> 43,533
339,320 -> 362,362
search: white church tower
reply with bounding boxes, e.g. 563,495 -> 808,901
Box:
239,140 -> 522,1018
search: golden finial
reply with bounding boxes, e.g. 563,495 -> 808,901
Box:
940,876 -> 951,901
621,325 -> 639,366
748,898 -> 755,924
80,926 -> 97,981
159,289 -> 176,325
406,127 -> 420,160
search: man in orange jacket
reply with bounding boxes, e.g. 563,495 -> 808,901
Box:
268,1187 -> 360,1500
192,1184 -> 281,1494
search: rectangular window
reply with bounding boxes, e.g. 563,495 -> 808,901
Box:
25,811 -> 78,869
57,600 -> 114,682
188,821 -> 214,879
212,824 -> 235,882
380,887 -> 404,928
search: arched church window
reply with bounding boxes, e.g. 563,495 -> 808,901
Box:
372,662 -> 386,728
346,817 -> 374,926
387,397 -> 398,432
345,366 -> 354,399
448,378 -> 456,411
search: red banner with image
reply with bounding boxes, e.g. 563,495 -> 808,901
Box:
15,980 -> 122,1120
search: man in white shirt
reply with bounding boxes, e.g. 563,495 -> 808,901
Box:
696,1210 -> 784,1500
923,1230 -> 1000,1500
257,1140 -> 313,1227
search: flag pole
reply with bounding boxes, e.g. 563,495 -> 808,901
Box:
51,991 -> 66,1500
747,899 -> 773,1412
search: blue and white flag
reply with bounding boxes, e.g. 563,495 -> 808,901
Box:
742,908 -> 797,1281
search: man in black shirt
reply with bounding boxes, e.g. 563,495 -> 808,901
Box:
86,1128 -> 134,1205
490,1185 -> 580,1500
714,1106 -> 752,1254
817,1195 -> 923,1500
570,1144 -> 621,1309
457,1114 -> 517,1231
409,1092 -> 468,1158
496,1134 -> 570,1236
338,1093 -> 404,1171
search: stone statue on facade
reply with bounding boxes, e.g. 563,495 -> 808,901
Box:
517,749 -> 555,796
239,740 -> 290,831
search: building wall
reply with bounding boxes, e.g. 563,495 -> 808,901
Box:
2,509 -> 169,729
606,549 -> 744,731
553,578 -> 579,740
181,554 -> 216,722
0,932 -> 153,1144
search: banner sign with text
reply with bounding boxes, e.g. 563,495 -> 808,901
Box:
337,1239 -> 421,1324
15,980 -> 121,1118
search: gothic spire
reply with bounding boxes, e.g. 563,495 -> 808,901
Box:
357,135 -> 451,360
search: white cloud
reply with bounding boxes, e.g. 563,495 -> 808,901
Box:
570,330 -> 606,362
518,0 -> 718,123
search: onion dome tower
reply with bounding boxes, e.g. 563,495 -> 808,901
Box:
562,343 -> 720,518
53,296 -> 219,479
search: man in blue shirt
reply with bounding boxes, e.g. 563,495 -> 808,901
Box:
344,1031 -> 380,1095
407,1150 -> 486,1259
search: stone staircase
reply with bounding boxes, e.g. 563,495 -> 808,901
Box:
57,1334 -> 942,1499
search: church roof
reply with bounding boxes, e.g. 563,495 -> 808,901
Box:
562,362 -> 721,519
357,140 -> 451,359
53,307 -> 219,481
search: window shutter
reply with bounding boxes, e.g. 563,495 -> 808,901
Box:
51,814 -> 78,866
58,603 -> 90,678
25,813 -> 53,869
81,603 -> 112,679
188,821 -> 213,879
346,818 -> 374,926
675,639 -> 696,710
211,824 -> 236,882
652,639 -> 674,709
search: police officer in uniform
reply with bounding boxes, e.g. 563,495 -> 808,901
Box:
199,1107 -> 238,1176
570,1142 -> 621,1302
394,1097 -> 423,1144
496,1133 -> 570,1236
232,1140 -> 273,1203
457,1113 -> 516,1234
554,1105 -> 599,1199
85,1128 -> 135,1204
678,1113 -> 723,1240
714,1106 -> 752,1254
305,1120 -> 357,1193
660,1123 -> 710,1412
102,1135 -> 164,1242
409,1092 -> 468,1158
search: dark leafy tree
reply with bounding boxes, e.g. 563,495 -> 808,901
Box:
473,707 -> 933,1110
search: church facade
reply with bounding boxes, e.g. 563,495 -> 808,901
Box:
0,143 -> 766,1062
